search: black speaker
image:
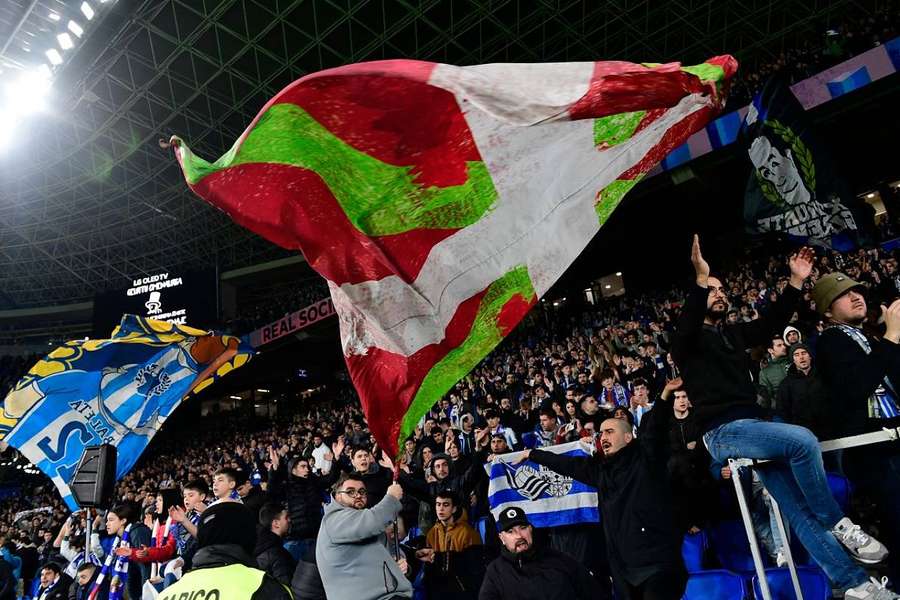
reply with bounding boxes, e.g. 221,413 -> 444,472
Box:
69,445 -> 117,508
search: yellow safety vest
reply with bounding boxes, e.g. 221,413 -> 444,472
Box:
157,564 -> 288,600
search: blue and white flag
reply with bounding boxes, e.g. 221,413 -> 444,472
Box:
0,315 -> 253,509
485,440 -> 599,528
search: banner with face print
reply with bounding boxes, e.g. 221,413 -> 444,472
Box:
741,75 -> 873,250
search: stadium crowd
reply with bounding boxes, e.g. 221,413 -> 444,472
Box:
0,237 -> 898,600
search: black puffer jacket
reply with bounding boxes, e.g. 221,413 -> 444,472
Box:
254,528 -> 296,587
267,468 -> 334,540
291,545 -> 326,600
530,403 -> 684,594
478,544 -> 599,600
776,366 -> 836,439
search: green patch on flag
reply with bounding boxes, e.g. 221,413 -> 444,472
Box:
398,266 -> 536,446
681,63 -> 726,85
177,103 -> 498,237
593,111 -> 646,148
594,177 -> 643,224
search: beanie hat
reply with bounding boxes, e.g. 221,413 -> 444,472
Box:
789,342 -> 811,360
196,502 -> 257,555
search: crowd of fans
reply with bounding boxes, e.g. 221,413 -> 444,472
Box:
725,6 -> 900,110
0,237 -> 897,599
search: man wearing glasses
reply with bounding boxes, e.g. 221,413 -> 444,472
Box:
316,473 -> 411,600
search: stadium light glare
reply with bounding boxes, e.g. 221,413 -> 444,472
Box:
68,21 -> 84,38
81,2 -> 95,20
0,68 -> 51,150
256,388 -> 270,393
48,12 -> 61,21
57,33 -> 74,50
45,48 -> 63,65
615,271 -> 622,276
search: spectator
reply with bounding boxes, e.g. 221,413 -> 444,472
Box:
783,325 -> 802,347
104,503 -> 151,600
533,410 -> 560,448
154,503 -> 291,600
598,371 -> 629,410
254,502 -> 296,587
814,272 -> 900,586
478,506 -> 598,600
68,562 -> 108,600
210,468 -> 246,506
0,548 -> 14,600
237,470 -> 269,522
676,236 -> 891,600
416,490 -> 484,600
758,335 -> 790,409
35,562 -> 71,600
483,410 -> 517,451
339,444 -> 392,510
628,379 -> 654,427
522,392 -> 684,600
316,474 -> 411,600
266,450 -> 334,562
775,343 -> 836,441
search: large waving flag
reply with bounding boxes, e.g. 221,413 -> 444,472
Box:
171,57 -> 736,454
0,316 -> 252,508
485,441 -> 599,528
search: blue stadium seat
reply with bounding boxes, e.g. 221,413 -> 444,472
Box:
708,520 -> 759,572
682,531 -> 708,573
751,567 -> 829,600
682,569 -> 746,600
826,472 -> 852,513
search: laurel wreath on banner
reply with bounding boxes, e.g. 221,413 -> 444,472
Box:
754,119 -> 816,209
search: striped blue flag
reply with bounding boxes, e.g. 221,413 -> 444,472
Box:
0,315 -> 253,509
485,441 -> 599,528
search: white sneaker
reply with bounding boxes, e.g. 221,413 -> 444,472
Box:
775,549 -> 787,568
833,517 -> 890,564
845,577 -> 900,600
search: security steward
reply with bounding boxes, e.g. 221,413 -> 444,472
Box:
157,502 -> 292,600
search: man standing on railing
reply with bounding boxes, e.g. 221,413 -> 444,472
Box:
814,272 -> 900,586
673,235 -> 896,600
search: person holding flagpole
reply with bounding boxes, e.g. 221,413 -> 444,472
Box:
517,394 -> 685,600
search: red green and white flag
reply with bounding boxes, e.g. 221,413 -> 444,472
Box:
171,57 -> 736,455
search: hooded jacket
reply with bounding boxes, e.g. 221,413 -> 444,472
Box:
478,543 -> 599,600
424,514 -> 484,599
758,355 -> 791,409
253,528 -> 296,587
316,493 -> 411,600
160,543 -> 292,600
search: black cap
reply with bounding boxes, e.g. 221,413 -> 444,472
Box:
197,502 -> 257,555
497,506 -> 530,532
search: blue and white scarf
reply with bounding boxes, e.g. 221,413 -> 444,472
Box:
831,324 -> 900,419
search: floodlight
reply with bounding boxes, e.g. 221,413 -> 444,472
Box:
57,33 -> 74,50
68,21 -> 84,37
81,2 -> 95,20
46,48 -> 63,65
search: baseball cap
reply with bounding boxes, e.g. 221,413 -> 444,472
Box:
812,272 -> 864,315
497,506 -> 530,532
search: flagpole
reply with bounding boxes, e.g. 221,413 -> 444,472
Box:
392,464 -> 401,561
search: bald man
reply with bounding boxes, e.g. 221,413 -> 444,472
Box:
520,399 -> 685,600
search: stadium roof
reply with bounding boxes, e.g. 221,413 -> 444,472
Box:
0,0 -> 889,309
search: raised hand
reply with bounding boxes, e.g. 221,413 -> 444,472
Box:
691,234 -> 711,286
788,247 -> 815,287
881,298 -> 900,343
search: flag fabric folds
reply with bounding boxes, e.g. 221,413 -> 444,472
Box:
171,57 -> 736,454
485,441 -> 599,528
0,316 -> 252,509
741,75 -> 873,250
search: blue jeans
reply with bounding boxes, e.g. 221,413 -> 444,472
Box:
704,419 -> 868,590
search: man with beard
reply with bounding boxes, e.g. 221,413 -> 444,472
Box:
519,393 -> 683,600
675,236 -> 893,600
814,272 -> 900,588
478,506 -> 599,600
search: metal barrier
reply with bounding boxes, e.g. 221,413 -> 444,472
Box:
728,426 -> 900,600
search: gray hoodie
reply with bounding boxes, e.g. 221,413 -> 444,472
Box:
316,493 -> 412,600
